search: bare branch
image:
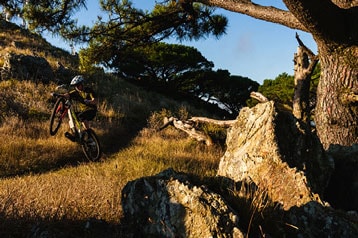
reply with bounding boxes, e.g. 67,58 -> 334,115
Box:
250,92 -> 269,103
190,117 -> 236,127
196,0 -> 307,31
161,117 -> 213,145
295,33 -> 317,61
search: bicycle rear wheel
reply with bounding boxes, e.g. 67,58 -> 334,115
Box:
49,97 -> 65,136
81,129 -> 102,161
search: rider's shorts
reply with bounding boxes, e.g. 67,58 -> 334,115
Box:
78,109 -> 97,122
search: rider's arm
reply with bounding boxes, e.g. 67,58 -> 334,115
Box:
84,97 -> 97,106
83,89 -> 98,106
51,92 -> 70,99
63,93 -> 71,99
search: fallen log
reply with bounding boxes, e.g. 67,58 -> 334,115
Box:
190,117 -> 236,127
160,117 -> 213,146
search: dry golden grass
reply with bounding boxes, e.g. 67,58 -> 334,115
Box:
0,78 -> 227,236
0,20 -> 77,69
0,77 -> 283,237
0,21 -> 278,236
0,126 -> 224,236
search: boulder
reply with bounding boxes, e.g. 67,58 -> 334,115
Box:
284,201 -> 358,237
1,52 -> 54,83
217,101 -> 333,210
121,168 -> 244,238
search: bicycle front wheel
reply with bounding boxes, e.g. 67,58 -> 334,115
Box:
81,129 -> 102,161
49,97 -> 65,136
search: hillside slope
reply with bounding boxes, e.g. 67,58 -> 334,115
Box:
0,19 -> 76,70
0,19 -> 225,176
0,20 -> 226,237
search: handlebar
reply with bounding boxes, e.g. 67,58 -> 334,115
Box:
51,93 -> 72,107
51,91 -> 90,106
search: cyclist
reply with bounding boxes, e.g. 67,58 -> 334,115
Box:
64,75 -> 98,141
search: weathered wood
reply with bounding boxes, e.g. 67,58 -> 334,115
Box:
293,33 -> 318,130
190,117 -> 236,127
161,117 -> 213,146
250,91 -> 268,103
160,115 -> 240,145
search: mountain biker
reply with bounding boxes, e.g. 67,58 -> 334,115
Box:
64,75 -> 98,141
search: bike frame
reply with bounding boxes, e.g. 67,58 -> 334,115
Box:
67,102 -> 84,136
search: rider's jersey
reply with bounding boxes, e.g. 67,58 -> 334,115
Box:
69,87 -> 97,112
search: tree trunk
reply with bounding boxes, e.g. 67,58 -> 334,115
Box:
315,44 -> 358,150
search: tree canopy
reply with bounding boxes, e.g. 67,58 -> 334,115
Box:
71,0 -> 228,69
0,0 -> 86,34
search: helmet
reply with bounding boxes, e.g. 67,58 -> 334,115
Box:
70,75 -> 84,86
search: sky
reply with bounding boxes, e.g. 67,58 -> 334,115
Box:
45,1 -> 317,85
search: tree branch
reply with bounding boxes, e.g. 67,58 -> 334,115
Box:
295,33 -> 319,78
283,0 -> 357,44
160,117 -> 213,145
250,92 -> 269,103
195,0 -> 307,31
190,117 -> 236,127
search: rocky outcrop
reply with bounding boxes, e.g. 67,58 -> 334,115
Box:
1,52 -> 54,83
121,101 -> 357,237
284,201 -> 358,237
121,169 -> 358,237
217,101 -> 333,210
121,169 -> 244,238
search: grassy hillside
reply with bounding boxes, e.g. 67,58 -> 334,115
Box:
0,22 -> 226,236
0,19 -> 77,70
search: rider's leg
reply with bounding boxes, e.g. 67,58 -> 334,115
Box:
78,109 -> 96,131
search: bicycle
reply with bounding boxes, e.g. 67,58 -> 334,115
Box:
49,87 -> 102,161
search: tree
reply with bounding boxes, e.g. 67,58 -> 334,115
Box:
74,0 -> 229,72
70,0 -> 228,45
76,0 -> 356,149
258,73 -> 295,108
188,0 -> 357,149
0,0 -> 86,34
111,42 -> 213,82
249,68 -> 320,114
187,69 -> 259,114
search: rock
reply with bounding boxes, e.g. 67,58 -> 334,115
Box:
284,201 -> 358,237
121,168 -> 244,238
217,101 -> 333,210
1,52 -> 54,83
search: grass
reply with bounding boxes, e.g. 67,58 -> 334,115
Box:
0,126 -> 224,236
0,19 -> 77,71
0,78 -> 230,236
0,75 -> 287,237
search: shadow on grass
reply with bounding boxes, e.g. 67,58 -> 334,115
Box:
0,119 -> 146,179
0,216 -> 126,238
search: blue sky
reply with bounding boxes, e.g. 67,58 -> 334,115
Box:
45,1 -> 317,85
